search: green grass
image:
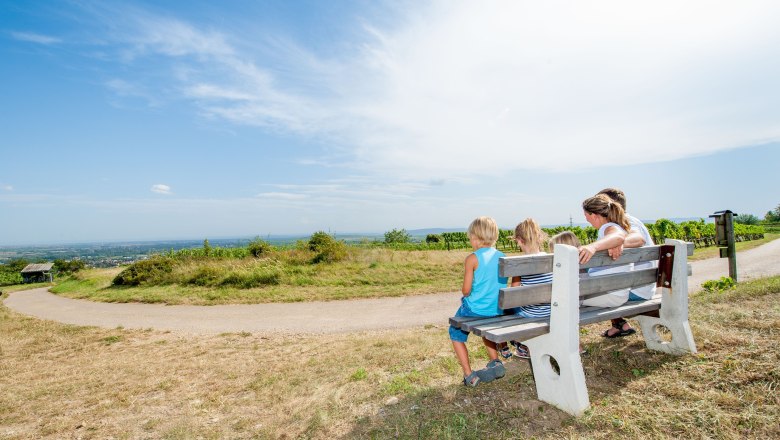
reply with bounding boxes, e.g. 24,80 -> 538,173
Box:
50,250 -> 466,305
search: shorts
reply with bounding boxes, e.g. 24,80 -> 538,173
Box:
449,301 -> 496,343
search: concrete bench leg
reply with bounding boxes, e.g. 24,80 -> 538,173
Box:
524,244 -> 589,416
637,239 -> 697,355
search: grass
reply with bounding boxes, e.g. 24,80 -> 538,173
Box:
687,232 -> 779,261
45,236 -> 778,305
2,276 -> 778,438
51,249 -> 467,305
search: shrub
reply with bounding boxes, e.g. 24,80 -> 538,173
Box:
425,234 -> 442,244
702,276 -> 737,293
186,266 -> 224,286
220,270 -> 281,288
53,259 -> 86,274
384,228 -> 411,244
247,237 -> 273,258
734,214 -> 760,225
308,231 -> 348,263
112,256 -> 175,286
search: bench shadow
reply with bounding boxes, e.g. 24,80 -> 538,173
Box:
345,336 -> 683,439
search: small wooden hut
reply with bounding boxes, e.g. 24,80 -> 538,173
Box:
21,263 -> 54,283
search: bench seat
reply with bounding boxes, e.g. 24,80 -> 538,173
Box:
450,299 -> 662,343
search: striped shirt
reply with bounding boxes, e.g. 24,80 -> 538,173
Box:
513,271 -> 554,317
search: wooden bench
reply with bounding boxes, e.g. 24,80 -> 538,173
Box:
449,239 -> 697,416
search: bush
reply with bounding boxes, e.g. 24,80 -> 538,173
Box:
220,269 -> 281,288
384,228 -> 411,244
702,276 -> 737,293
186,266 -> 224,286
425,234 -> 442,244
112,256 -> 175,286
247,238 -> 273,258
734,214 -> 760,225
53,259 -> 86,274
308,231 -> 348,263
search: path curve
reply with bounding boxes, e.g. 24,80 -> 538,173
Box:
4,240 -> 780,335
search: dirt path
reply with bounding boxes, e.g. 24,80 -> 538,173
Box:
4,240 -> 780,335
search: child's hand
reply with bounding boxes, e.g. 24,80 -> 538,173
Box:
578,244 -> 597,264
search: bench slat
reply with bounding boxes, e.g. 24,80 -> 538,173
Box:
500,243 -> 694,278
500,267 -> 657,308
482,298 -> 662,343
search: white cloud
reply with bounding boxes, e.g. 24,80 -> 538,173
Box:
256,192 -> 308,200
10,31 -> 62,45
1,185 -> 13,191
100,1 -> 780,178
150,184 -> 172,195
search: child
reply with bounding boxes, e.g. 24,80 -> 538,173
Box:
578,194 -> 633,310
449,216 -> 508,387
500,225 -> 580,359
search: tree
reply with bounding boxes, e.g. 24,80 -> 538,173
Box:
425,234 -> 442,244
384,228 -> 411,244
203,238 -> 211,257
247,237 -> 272,257
765,204 -> 780,223
734,214 -> 760,225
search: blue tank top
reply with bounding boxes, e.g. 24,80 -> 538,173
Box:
464,247 -> 508,316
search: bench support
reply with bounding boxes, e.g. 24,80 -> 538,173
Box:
635,239 -> 698,355
523,244 -> 589,416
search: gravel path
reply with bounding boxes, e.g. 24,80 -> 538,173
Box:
4,240 -> 779,335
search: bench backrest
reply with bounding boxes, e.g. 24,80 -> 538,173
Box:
498,243 -> 694,309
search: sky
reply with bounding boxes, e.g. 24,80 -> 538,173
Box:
1,0 -> 779,245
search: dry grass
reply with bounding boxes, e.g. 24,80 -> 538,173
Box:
2,276 -> 778,439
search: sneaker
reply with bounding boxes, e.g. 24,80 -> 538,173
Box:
511,341 -> 530,360
474,359 -> 505,383
463,371 -> 481,387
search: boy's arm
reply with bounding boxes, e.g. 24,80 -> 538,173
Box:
578,226 -> 626,264
461,253 -> 477,295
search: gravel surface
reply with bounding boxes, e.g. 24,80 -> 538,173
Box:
4,239 -> 779,335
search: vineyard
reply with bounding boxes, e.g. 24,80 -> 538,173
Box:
432,218 -> 766,252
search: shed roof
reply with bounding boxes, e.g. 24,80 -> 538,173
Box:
21,263 -> 54,273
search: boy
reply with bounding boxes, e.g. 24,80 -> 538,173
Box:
449,216 -> 508,386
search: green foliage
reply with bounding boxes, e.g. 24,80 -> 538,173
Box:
112,256 -> 175,286
220,270 -> 281,288
53,259 -> 86,274
764,204 -> 780,222
425,234 -> 442,244
735,214 -> 760,225
702,276 -> 737,293
203,239 -> 211,257
384,228 -> 411,244
0,259 -> 29,286
247,237 -> 273,258
308,231 -> 348,263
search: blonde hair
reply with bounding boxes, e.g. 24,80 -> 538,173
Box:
582,194 -> 630,231
549,231 -> 581,249
513,218 -> 548,252
468,216 -> 499,247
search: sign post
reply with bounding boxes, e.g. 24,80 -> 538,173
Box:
709,210 -> 737,281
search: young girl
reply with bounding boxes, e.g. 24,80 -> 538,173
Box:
500,224 -> 580,359
449,216 -> 509,387
578,194 -> 633,311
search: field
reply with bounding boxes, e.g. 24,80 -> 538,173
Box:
1,276 -> 778,439
45,233 -> 779,305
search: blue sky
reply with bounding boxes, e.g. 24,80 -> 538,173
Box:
1,0 -> 779,245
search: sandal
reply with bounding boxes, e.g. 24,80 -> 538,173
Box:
511,341 -> 531,360
498,344 -> 513,360
463,371 -> 481,387
601,319 -> 636,338
475,359 -> 505,383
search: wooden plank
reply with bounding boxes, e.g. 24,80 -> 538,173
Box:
500,267 -> 659,308
482,299 -> 662,343
499,243 -> 693,278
